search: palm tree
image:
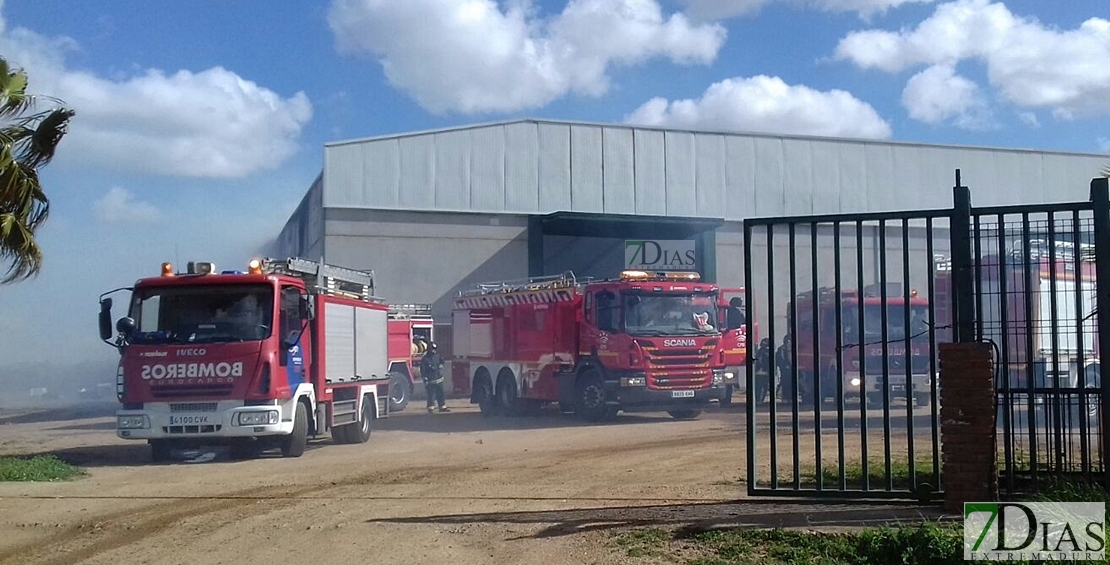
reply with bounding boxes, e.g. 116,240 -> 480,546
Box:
0,56 -> 74,283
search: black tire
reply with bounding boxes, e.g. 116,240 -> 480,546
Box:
388,372 -> 411,413
668,410 -> 702,420
150,439 -> 172,463
720,385 -> 734,407
474,374 -> 498,417
497,373 -> 520,416
282,402 -> 308,458
575,370 -> 613,422
349,399 -> 373,444
332,421 -> 351,444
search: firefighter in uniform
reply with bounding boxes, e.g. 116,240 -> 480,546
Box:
420,342 -> 449,413
776,334 -> 794,402
753,338 -> 772,404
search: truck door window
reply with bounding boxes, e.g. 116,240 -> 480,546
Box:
584,292 -> 594,323
279,287 -> 302,367
596,291 -> 618,332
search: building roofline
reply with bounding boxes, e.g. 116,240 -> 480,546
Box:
324,117 -> 1108,159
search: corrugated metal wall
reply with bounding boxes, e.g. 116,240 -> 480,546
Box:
319,120 -> 1109,220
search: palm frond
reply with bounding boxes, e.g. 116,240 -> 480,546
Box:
0,56 -> 70,284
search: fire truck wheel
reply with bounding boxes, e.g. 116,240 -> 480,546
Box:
350,399 -> 373,444
388,372 -> 411,412
150,439 -> 172,463
667,410 -> 701,420
282,402 -> 308,457
474,374 -> 498,417
497,372 -> 520,416
574,371 -> 612,422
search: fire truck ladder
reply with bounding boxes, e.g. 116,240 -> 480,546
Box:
388,304 -> 433,319
263,257 -> 380,302
458,271 -> 584,297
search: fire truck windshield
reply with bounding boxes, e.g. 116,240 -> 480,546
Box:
622,293 -> 719,336
127,284 -> 274,344
843,304 -> 931,343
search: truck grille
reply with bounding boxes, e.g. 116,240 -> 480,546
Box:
169,402 -> 218,412
162,425 -> 223,434
151,384 -> 235,399
637,339 -> 716,389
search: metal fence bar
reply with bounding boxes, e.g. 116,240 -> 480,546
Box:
879,219 -> 892,491
926,217 -> 941,491
834,222 -> 847,490
744,221 -> 757,495
857,220 -> 870,492
811,223 -> 823,492
902,219 -> 917,489
766,223 -> 779,490
1090,178 -> 1110,489
996,212 -> 1014,495
789,223 -> 801,489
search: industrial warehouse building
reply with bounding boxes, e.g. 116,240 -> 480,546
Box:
275,118 -> 1108,349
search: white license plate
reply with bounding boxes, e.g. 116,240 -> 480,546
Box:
169,414 -> 211,425
671,390 -> 695,398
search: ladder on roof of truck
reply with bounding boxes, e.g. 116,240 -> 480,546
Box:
263,257 -> 381,303
458,271 -> 585,297
388,304 -> 433,318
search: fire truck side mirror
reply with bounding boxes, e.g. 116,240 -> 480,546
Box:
98,298 -> 113,341
300,296 -> 315,320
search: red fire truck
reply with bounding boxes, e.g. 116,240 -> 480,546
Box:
934,243 -> 1100,394
717,287 -> 754,406
450,270 -> 741,421
98,258 -> 393,462
787,284 -> 935,407
386,304 -> 435,412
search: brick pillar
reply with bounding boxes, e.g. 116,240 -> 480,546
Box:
939,342 -> 998,512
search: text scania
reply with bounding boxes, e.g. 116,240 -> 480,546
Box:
663,339 -> 697,347
141,362 -> 243,380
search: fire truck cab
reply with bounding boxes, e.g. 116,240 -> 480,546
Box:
788,284 -> 935,407
451,270 -> 733,421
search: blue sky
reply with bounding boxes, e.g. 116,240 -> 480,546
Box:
1,0 -> 1108,385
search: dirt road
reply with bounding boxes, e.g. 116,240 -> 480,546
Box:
0,401 -> 937,565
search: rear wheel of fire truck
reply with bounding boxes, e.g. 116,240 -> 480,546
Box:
150,439 -> 172,463
574,370 -> 614,422
388,372 -> 411,413
667,410 -> 701,420
348,398 -> 373,444
474,371 -> 498,417
497,369 -> 521,417
281,402 -> 308,458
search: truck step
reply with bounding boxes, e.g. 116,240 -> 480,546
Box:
332,399 -> 358,425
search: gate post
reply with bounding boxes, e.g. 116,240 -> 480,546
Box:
1089,177 -> 1110,488
951,170 -> 976,343
939,342 -> 998,512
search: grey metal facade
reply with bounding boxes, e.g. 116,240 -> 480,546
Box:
277,118 -> 1108,326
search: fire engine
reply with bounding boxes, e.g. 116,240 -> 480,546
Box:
450,270 -> 741,421
386,303 -> 435,412
98,257 -> 393,461
935,242 -> 1100,412
717,287 -> 754,406
787,283 -> 934,407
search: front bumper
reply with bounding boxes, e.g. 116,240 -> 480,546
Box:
604,380 -> 719,412
841,371 -> 934,396
116,400 -> 296,441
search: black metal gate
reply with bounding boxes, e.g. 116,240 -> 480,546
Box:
743,173 -> 1110,498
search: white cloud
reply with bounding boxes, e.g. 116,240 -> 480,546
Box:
92,187 -> 163,224
1017,111 -> 1040,129
901,64 -> 992,130
677,0 -> 933,20
0,8 -> 313,178
326,0 -> 726,114
835,0 -> 1110,118
624,75 -> 892,139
